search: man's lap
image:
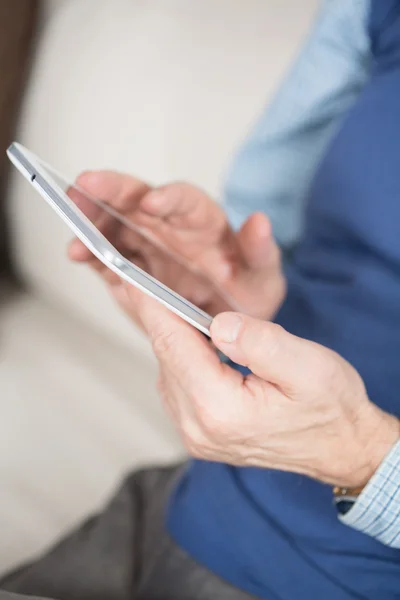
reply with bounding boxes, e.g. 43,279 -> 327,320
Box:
0,464 -> 255,600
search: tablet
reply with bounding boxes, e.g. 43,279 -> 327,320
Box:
7,142 -> 213,336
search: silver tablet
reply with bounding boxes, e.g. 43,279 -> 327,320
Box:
7,142 -> 213,336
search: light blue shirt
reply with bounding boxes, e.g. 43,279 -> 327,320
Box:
341,441 -> 400,548
223,0 -> 400,548
224,0 -> 370,248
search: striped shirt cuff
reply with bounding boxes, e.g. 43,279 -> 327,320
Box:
340,440 -> 400,548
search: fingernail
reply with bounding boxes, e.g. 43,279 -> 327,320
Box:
213,313 -> 242,343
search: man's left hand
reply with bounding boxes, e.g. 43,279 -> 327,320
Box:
131,287 -> 400,489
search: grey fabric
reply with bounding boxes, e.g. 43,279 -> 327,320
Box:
0,464 -> 256,600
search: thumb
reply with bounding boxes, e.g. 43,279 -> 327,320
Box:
237,213 -> 278,270
210,312 -> 328,395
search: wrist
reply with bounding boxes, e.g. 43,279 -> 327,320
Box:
348,408 -> 400,490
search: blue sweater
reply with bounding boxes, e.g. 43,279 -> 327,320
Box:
167,2 -> 400,598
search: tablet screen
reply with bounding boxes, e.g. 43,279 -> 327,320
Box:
56,171 -> 228,317
7,143 -> 235,334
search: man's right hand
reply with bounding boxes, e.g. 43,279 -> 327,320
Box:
68,171 -> 285,322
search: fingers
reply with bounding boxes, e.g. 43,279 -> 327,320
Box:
68,209 -> 119,262
140,182 -> 217,226
76,170 -> 150,211
210,312 -> 332,395
67,185 -> 102,221
68,238 -> 94,262
237,213 -> 279,271
139,182 -> 236,283
67,183 -> 102,261
69,170 -> 150,262
109,283 -> 145,331
127,286 -> 228,395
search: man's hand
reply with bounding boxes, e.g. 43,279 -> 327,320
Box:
68,171 -> 285,320
131,288 -> 400,489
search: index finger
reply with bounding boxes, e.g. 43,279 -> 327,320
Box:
76,171 -> 150,211
68,170 -> 150,261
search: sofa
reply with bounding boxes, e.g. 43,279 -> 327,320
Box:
1,0 -> 318,574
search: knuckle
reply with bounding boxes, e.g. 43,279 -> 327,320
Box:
184,432 -> 216,460
201,412 -> 223,438
243,373 -> 268,403
151,329 -> 177,357
160,181 -> 187,203
198,404 -> 230,441
314,352 -> 340,389
257,322 -> 284,359
182,429 -> 203,457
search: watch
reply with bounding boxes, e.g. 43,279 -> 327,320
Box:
333,484 -> 366,515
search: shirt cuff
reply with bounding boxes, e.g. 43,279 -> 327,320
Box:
339,440 -> 400,548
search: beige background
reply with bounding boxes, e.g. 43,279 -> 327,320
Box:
2,0 -> 319,574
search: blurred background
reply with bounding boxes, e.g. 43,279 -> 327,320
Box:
0,0 -> 318,574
